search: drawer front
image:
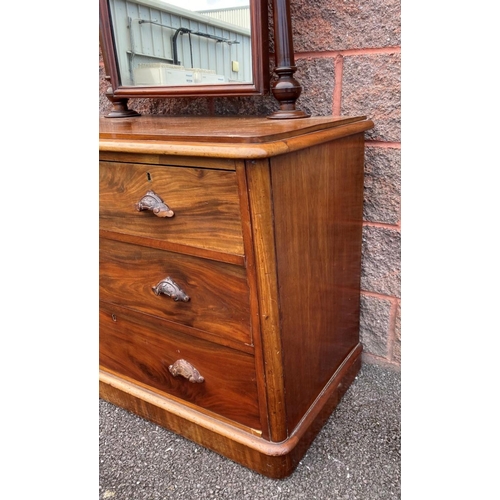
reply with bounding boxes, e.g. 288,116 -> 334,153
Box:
99,302 -> 261,430
99,238 -> 252,345
99,161 -> 244,256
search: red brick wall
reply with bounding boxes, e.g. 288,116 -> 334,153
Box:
99,0 -> 401,369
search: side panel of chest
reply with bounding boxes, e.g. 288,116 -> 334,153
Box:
269,134 -> 366,432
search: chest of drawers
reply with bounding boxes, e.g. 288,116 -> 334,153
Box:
99,115 -> 373,478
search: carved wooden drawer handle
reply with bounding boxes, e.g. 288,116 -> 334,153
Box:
136,190 -> 174,218
152,277 -> 190,302
169,359 -> 205,383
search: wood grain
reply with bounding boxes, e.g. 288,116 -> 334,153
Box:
99,161 -> 244,256
99,342 -> 362,478
98,115 -> 373,478
235,161 -> 272,440
245,158 -> 288,442
99,237 -> 252,345
100,302 -> 260,430
99,151 -> 238,171
99,115 -> 365,143
270,134 -> 366,432
99,116 -> 374,160
99,229 -> 245,267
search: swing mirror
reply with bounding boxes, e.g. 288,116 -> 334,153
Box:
99,0 -> 269,98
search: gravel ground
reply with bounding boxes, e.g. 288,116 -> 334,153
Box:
99,363 -> 401,500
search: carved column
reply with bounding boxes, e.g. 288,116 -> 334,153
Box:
268,0 -> 310,119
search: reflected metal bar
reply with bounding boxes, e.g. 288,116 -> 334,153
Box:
138,20 -> 240,44
138,20 -> 240,67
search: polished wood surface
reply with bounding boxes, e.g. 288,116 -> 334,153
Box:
245,158 -> 288,442
99,115 -> 365,143
235,163 -> 273,440
99,115 -> 373,478
99,344 -> 361,479
99,238 -> 252,345
98,116 -> 373,159
270,134 -> 366,431
100,302 -> 260,430
100,160 -> 244,256
269,0 -> 309,118
99,151 -> 239,171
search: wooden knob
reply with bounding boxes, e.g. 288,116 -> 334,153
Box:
136,190 -> 174,218
168,359 -> 204,383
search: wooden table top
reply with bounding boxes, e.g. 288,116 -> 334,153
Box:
99,115 -> 369,143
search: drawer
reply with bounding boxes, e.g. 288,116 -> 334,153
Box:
99,302 -> 261,430
99,237 -> 252,345
99,161 -> 244,256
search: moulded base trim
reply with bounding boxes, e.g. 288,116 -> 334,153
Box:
99,343 -> 362,478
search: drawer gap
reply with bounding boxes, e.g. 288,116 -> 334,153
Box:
100,230 -> 246,267
100,299 -> 254,354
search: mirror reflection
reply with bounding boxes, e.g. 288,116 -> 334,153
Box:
108,0 -> 252,87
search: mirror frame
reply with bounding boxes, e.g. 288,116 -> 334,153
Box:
100,0 -> 308,119
99,0 -> 269,100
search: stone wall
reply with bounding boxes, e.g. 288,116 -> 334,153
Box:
99,0 -> 401,369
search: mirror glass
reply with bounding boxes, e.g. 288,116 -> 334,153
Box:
108,0 -> 253,88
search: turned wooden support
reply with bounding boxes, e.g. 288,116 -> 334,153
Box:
105,87 -> 140,118
268,0 -> 310,119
